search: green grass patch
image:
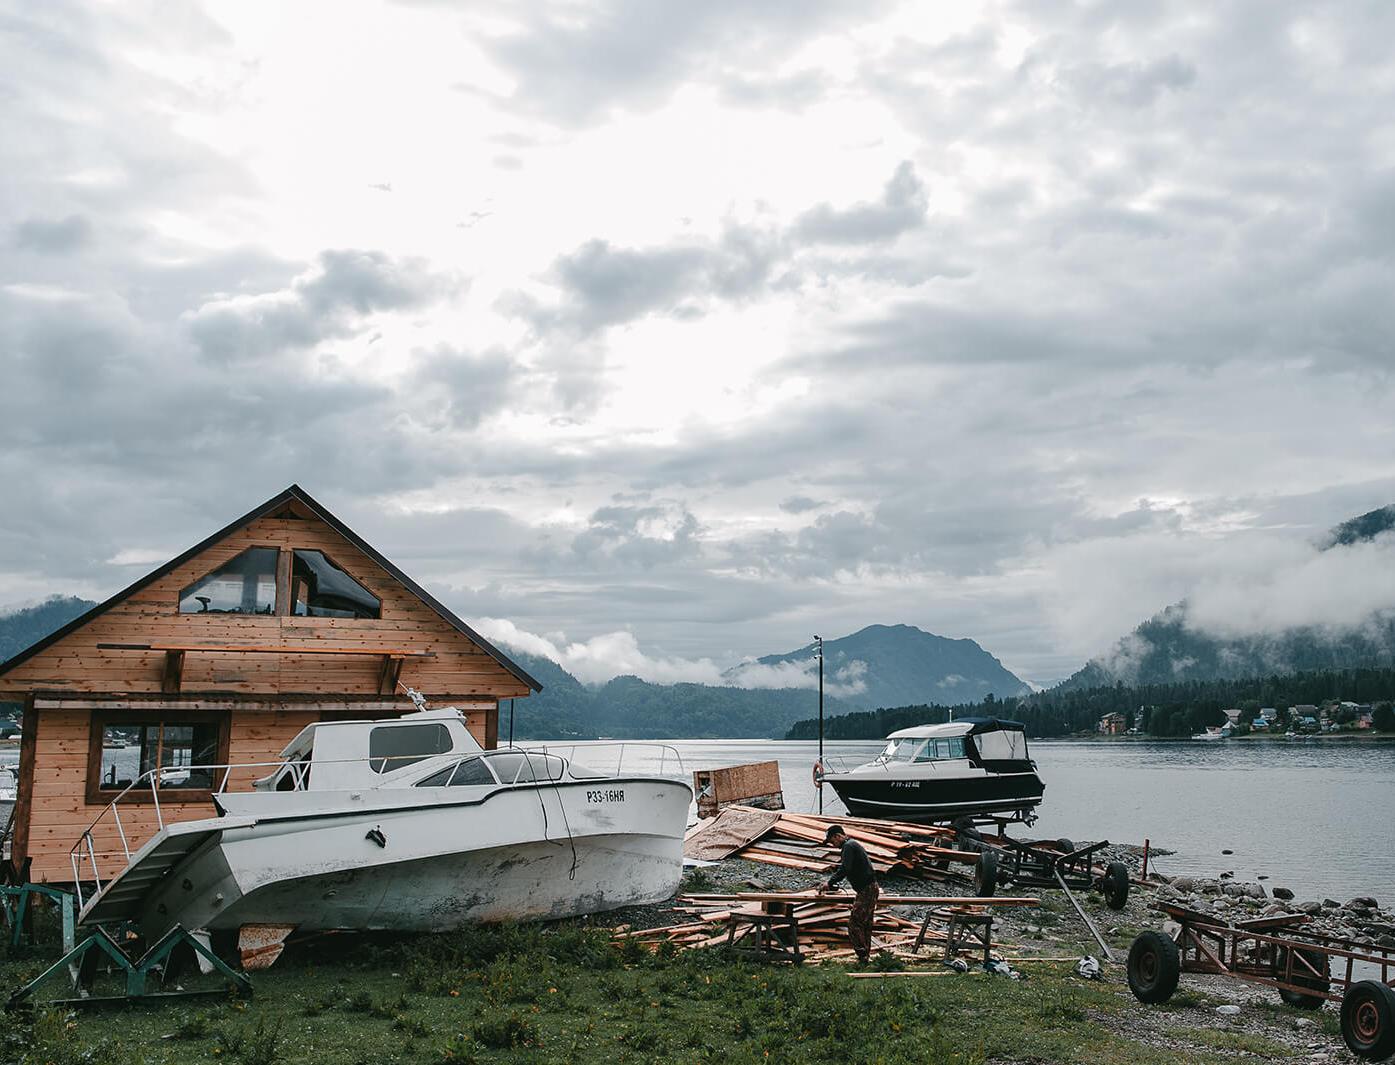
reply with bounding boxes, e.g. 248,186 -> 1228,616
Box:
0,922 -> 1312,1065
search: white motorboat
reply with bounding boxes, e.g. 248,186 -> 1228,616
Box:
71,706 -> 691,944
1191,726 -> 1228,741
821,717 -> 1045,825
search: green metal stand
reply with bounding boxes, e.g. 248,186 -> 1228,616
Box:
0,883 -> 75,954
8,924 -> 253,1008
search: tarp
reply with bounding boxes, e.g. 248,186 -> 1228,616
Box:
682,805 -> 782,862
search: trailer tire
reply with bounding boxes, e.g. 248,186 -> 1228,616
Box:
1127,931 -> 1180,1004
1340,981 -> 1395,1060
974,850 -> 999,897
1102,862 -> 1130,910
1277,946 -> 1330,1010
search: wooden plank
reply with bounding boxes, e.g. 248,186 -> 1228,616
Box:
98,643 -> 437,657
161,649 -> 185,694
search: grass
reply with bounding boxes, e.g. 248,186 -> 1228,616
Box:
0,919 -> 1320,1065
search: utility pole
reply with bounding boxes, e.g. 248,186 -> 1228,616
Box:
814,635 -> 824,814
508,698 -> 515,747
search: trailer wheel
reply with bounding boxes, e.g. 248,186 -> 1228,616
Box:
974,850 -> 999,897
1127,931 -> 1180,1004
1340,981 -> 1395,1060
1056,838 -> 1076,854
1276,946 -> 1330,1010
1101,862 -> 1130,910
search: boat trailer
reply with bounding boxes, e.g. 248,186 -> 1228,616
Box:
1127,902 -> 1395,1060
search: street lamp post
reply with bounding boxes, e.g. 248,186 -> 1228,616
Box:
814,635 -> 824,814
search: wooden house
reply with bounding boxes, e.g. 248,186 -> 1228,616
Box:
0,485 -> 540,884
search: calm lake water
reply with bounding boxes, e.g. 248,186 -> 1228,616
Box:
571,737 -> 1395,905
5,738 -> 1392,904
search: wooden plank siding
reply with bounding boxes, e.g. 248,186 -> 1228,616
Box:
1,503 -> 534,884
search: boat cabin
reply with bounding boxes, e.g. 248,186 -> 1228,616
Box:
879,718 -> 1033,770
0,485 -> 541,883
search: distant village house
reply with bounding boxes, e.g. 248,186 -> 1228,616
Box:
1097,711 -> 1126,735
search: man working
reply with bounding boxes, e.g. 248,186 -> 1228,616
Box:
820,824 -> 878,963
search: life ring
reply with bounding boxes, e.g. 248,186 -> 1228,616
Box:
812,760 -> 825,789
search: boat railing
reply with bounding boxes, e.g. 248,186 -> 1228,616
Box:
69,744 -> 688,904
513,741 -> 686,781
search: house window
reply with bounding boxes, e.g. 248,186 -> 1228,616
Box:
368,723 -> 452,772
290,550 -> 381,619
88,711 -> 230,803
179,547 -> 278,615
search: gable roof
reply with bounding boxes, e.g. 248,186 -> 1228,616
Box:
0,484 -> 541,691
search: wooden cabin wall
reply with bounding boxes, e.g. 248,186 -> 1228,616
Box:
0,515 -> 532,700
18,701 -> 497,883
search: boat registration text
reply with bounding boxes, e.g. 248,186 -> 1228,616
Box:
587,788 -> 626,804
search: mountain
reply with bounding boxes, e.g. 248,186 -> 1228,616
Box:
738,623 -> 1031,710
1061,505 -> 1395,689
0,596 -> 95,663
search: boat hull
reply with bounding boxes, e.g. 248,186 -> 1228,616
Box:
91,777 -> 691,939
826,770 -> 1044,823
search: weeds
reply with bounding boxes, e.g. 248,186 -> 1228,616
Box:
472,1012 -> 540,1049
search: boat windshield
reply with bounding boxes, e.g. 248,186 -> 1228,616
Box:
879,737 -> 966,763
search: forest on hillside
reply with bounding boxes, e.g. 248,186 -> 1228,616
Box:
785,667 -> 1395,740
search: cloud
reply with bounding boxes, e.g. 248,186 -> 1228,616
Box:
482,0 -> 881,125
793,162 -> 929,245
12,215 -> 93,254
185,250 -> 455,362
514,224 -> 779,336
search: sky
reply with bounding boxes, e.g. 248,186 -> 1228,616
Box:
3,1 -> 1395,688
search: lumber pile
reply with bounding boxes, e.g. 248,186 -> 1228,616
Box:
686,808 -> 981,882
615,890 -> 1037,963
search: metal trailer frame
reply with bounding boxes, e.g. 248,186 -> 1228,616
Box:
1128,903 -> 1395,1060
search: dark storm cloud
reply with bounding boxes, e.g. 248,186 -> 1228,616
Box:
481,0 -> 881,125
12,215 -> 93,254
793,162 -> 929,245
186,250 -> 456,362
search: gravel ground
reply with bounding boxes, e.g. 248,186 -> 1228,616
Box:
604,840 -> 1390,1063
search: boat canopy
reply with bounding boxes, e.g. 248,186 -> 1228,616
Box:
886,717 -> 1027,740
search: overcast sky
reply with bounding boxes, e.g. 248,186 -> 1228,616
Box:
4,1 -> 1395,688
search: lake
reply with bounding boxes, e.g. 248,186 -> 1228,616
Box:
574,736 -> 1395,905
5,737 -> 1392,904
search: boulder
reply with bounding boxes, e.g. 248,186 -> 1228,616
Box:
1272,887 -> 1295,901
1171,876 -> 1197,893
1349,896 -> 1379,909
1299,901 -> 1323,915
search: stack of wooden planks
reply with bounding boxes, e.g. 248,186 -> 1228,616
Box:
694,808 -> 981,882
615,890 -> 1038,963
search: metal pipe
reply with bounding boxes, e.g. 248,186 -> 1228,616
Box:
1053,868 -> 1114,961
113,804 -> 130,861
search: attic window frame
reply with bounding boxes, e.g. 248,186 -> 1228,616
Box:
178,545 -> 381,621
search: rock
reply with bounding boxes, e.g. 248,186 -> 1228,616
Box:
1300,901 -> 1322,915
1171,876 -> 1197,893
1258,874 -> 1268,880
1295,1018 -> 1316,1030
1221,849 -> 1233,855
1347,896 -> 1378,910
1215,1004 -> 1242,1016
1273,887 -> 1295,900
1219,870 -> 1235,880
1322,898 -> 1339,909
1244,882 -> 1266,899
743,877 -> 768,890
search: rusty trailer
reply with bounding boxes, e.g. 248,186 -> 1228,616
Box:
1127,902 -> 1395,1060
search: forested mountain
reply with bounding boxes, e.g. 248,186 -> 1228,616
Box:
1061,504 -> 1395,689
738,624 -> 1031,709
0,596 -> 94,663
786,667 -> 1395,740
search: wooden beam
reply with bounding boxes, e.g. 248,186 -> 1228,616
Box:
161,649 -> 186,694
274,548 -> 293,617
377,654 -> 404,696
97,643 -> 435,658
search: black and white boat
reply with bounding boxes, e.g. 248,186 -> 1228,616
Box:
822,717 -> 1044,825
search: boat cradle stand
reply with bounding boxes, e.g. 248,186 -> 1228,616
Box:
0,883 -> 76,955
7,924 -> 253,1009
